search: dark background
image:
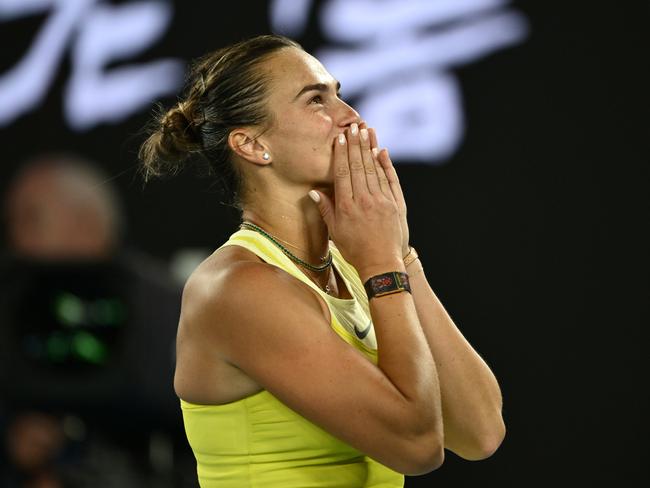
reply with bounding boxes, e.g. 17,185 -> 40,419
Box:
1,1 -> 647,486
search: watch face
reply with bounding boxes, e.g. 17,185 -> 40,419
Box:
366,272 -> 411,298
371,273 -> 398,293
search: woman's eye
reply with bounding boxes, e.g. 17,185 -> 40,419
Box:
309,95 -> 323,104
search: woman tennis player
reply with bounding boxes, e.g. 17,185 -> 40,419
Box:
140,34 -> 505,487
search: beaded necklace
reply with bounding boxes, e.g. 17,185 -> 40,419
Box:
239,221 -> 333,294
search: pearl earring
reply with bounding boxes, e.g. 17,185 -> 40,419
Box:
262,152 -> 270,160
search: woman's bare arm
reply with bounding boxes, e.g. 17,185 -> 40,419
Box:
181,258 -> 443,476
368,132 -> 506,460
408,260 -> 505,460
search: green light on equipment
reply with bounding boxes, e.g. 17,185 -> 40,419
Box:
72,331 -> 107,364
53,292 -> 85,327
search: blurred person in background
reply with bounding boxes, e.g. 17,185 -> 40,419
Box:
0,154 -> 195,487
3,154 -> 123,261
1,411 -> 65,488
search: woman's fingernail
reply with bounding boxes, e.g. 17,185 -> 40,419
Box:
308,190 -> 320,203
338,133 -> 346,145
372,147 -> 378,157
360,128 -> 368,141
350,123 -> 358,135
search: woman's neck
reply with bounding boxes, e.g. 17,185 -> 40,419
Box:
241,188 -> 331,267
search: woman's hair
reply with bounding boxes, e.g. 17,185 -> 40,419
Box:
139,34 -> 302,211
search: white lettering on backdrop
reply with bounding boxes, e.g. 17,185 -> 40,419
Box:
270,0 -> 529,163
0,0 -> 183,130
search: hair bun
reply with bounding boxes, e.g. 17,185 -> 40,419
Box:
139,102 -> 203,180
161,102 -> 202,149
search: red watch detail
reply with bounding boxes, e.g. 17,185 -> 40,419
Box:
364,271 -> 411,299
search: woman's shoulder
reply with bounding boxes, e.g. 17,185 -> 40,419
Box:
176,243 -> 331,376
175,245 -> 277,404
181,244 -> 322,325
183,245 -> 268,305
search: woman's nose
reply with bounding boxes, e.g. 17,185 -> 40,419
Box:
336,99 -> 361,128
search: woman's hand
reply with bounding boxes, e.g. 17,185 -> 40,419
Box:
362,122 -> 411,258
309,122 -> 404,281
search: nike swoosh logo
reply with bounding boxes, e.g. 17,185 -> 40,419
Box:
354,318 -> 372,339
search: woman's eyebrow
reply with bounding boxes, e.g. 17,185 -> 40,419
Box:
293,80 -> 341,101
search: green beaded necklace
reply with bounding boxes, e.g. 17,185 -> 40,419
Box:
239,221 -> 333,273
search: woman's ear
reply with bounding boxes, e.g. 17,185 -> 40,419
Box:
228,129 -> 271,165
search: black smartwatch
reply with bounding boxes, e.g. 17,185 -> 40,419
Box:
364,271 -> 411,299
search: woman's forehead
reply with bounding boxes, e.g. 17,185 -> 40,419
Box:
265,48 -> 335,98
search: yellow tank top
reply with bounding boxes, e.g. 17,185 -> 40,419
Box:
180,228 -> 404,487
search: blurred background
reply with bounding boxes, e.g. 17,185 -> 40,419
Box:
0,1 -> 646,486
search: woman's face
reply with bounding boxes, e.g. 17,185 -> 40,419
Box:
260,47 -> 360,189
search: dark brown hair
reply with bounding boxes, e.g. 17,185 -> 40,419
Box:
139,34 -> 302,211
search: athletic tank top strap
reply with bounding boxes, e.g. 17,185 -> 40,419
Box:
218,228 -> 379,362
